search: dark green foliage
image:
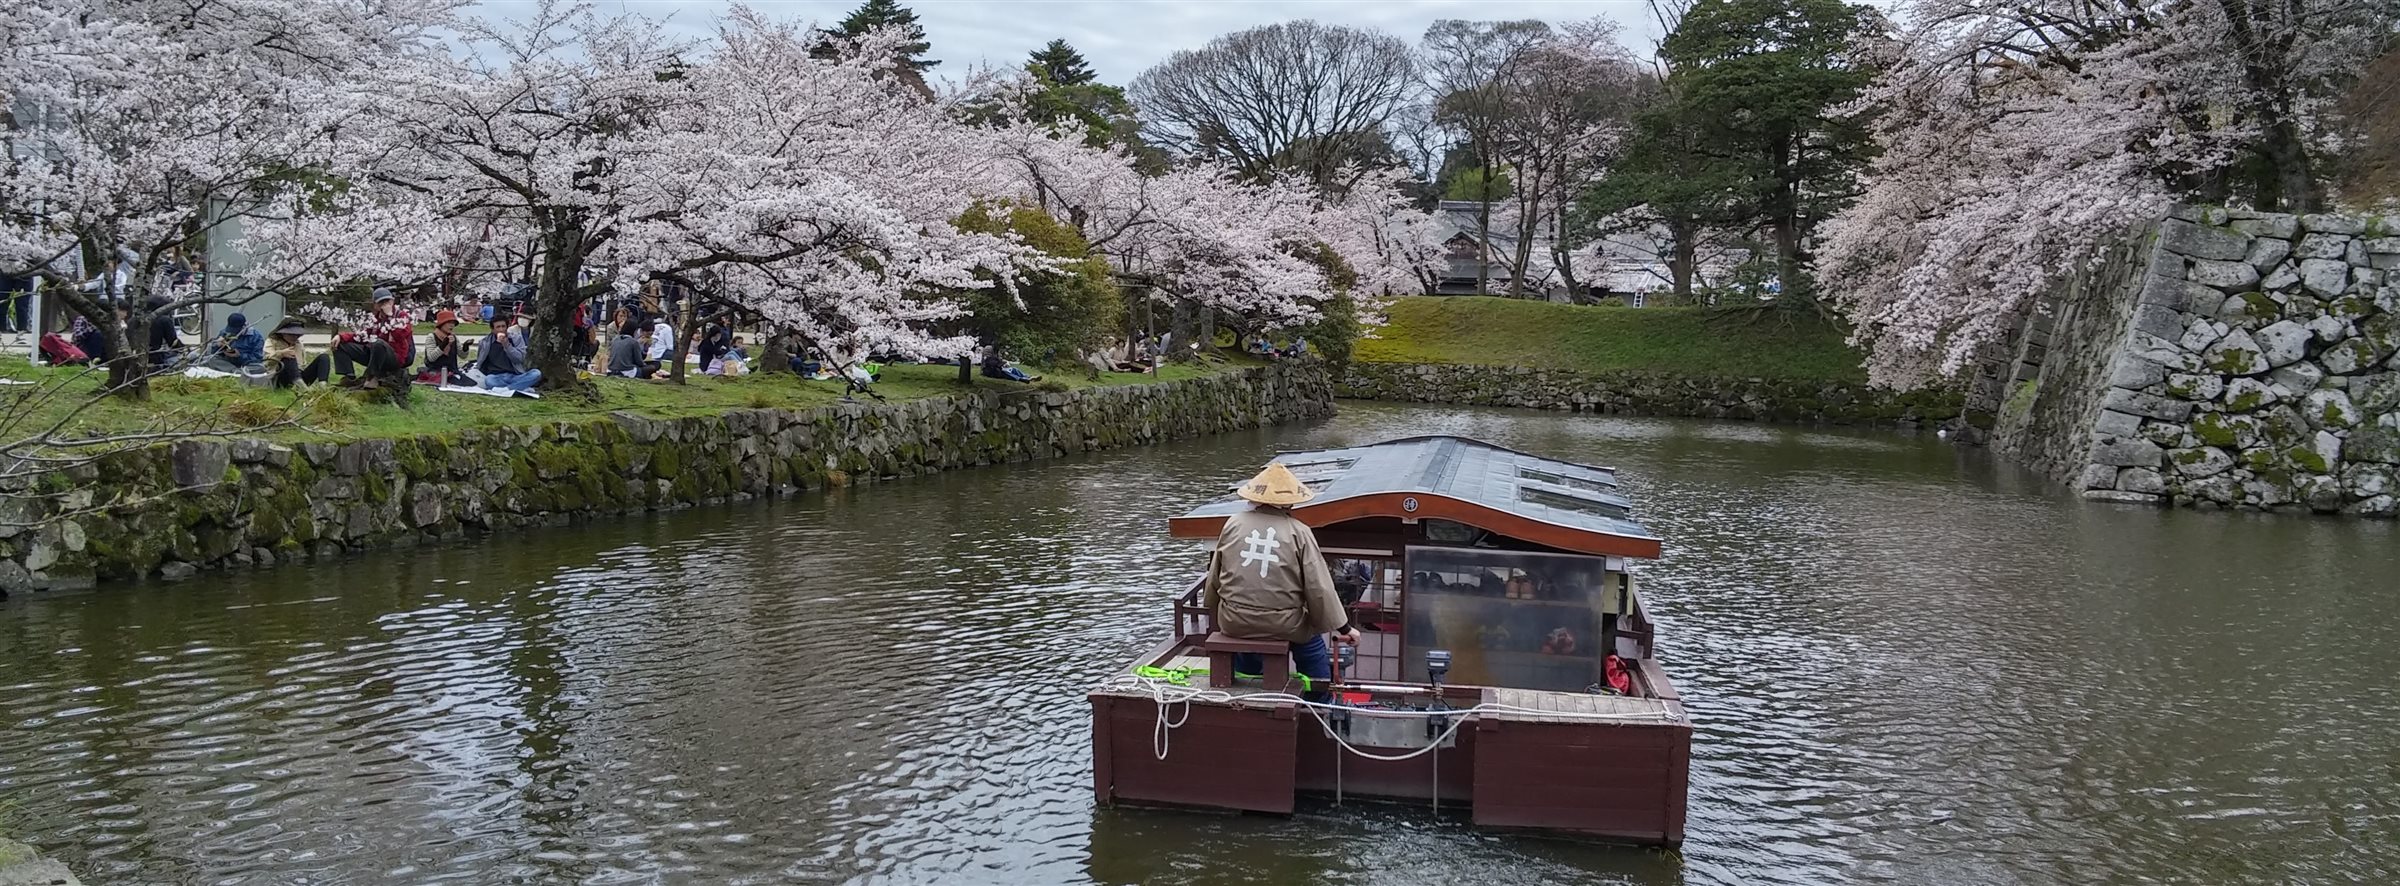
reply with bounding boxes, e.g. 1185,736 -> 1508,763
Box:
1583,0 -> 1877,295
951,202 -> 1124,366
817,0 -> 937,75
1444,167 -> 1511,201
1028,38 -> 1095,86
1291,242 -> 1362,365
1021,42 -> 1139,147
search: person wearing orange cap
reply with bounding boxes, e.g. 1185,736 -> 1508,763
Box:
416,309 -> 464,385
1201,462 -> 1356,695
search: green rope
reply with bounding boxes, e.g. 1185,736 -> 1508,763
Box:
1134,665 -> 1313,691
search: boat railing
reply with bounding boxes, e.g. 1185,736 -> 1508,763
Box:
1172,576 -> 1211,639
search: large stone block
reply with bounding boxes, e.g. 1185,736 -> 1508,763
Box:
2231,214 -> 2300,239
2090,436 -> 2165,467
2169,446 -> 2235,478
2202,328 -> 2269,376
2301,213 -> 2366,235
2160,218 -> 2253,260
2304,388 -> 2361,429
2253,320 -> 2312,368
2294,232 -> 2353,259
2093,409 -> 2143,438
2344,427 -> 2400,464
2117,467 -> 2169,494
2300,258 -> 2349,297
2101,388 -> 2193,421
2165,372 -> 2224,401
2268,361 -> 2325,392
2189,259 -> 2261,291
2244,236 -> 2292,271
170,440 -> 231,491
2222,377 -> 2280,411
2354,372 -> 2400,414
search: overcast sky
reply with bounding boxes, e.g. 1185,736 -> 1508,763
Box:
474,1 -> 1660,83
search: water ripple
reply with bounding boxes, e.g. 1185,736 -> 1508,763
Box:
2,406 -> 2396,884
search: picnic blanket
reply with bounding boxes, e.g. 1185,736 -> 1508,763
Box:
437,384 -> 540,399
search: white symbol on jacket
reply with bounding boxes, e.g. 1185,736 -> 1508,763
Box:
1238,527 -> 1283,577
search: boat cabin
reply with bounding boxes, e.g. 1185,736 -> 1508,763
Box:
1093,435 -> 1694,845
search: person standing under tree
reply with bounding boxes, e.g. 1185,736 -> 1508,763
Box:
1201,463 -> 1356,696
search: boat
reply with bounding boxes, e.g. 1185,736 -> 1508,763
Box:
1089,435 -> 1692,845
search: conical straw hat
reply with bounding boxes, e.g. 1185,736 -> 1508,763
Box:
1237,462 -> 1316,506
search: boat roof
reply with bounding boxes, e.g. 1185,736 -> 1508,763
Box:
1168,435 -> 1661,559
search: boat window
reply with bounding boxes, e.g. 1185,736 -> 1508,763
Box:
1400,546 -> 1626,693
1280,458 -> 1355,487
1517,487 -> 1630,520
1517,467 -> 1614,494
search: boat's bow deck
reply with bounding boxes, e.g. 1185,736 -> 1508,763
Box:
1481,686 -> 1675,723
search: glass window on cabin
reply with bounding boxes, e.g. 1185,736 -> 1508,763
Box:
1327,551 -> 1405,682
1399,546 -> 1627,693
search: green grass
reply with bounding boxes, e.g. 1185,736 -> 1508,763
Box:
411,321 -> 493,336
0,357 -> 1246,445
1355,296 -> 1868,382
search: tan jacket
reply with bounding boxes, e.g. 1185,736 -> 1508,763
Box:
1201,506 -> 1346,643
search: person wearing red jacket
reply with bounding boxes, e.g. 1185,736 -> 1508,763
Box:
334,288 -> 413,390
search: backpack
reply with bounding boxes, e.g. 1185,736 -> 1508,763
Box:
39,332 -> 89,365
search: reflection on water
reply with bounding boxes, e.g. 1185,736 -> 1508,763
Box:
4,403 -> 2397,884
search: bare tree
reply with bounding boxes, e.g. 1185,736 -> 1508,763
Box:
1421,19 -> 1552,295
1491,21 -> 1646,299
1129,20 -> 1417,190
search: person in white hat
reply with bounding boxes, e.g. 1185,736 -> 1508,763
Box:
1201,462 -> 1356,693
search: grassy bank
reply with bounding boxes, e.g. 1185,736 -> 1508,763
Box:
1,358 -> 1243,445
1355,296 -> 1867,382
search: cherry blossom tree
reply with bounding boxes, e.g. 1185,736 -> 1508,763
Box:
979,116 -> 1436,350
1,0 -> 464,395
374,2 -> 1035,383
1819,0 -> 2395,388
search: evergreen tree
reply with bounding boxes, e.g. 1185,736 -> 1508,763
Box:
1009,39 -> 1138,149
819,0 -> 938,73
1027,39 -> 1095,86
1582,0 -> 1874,300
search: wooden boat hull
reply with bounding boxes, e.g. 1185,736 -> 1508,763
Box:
1091,674 -> 1691,846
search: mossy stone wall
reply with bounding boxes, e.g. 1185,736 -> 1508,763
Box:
1337,362 -> 1961,427
0,362 -> 1332,590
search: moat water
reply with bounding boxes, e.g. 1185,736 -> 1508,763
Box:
4,403 -> 2396,884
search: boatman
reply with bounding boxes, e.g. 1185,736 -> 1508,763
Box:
1202,462 -> 1356,694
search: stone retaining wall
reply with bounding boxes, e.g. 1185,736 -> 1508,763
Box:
0,363 -> 1332,590
1338,362 -> 1961,427
1983,206 -> 2400,516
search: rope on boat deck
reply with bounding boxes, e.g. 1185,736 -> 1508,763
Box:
1104,674 -> 1680,763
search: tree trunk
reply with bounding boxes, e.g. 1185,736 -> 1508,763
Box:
760,329 -> 792,374
1168,298 -> 1194,359
1197,305 -> 1218,355
43,271 -> 151,400
1669,219 -> 1698,300
526,215 -> 589,389
1509,192 -> 1540,299
1476,161 -> 1495,296
2255,109 -> 2319,212
667,288 -> 697,384
1551,202 -> 1581,300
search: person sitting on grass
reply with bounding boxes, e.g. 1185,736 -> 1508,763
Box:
145,295 -> 182,369
196,312 -> 265,374
477,312 -> 543,392
607,323 -> 653,378
267,318 -> 329,389
979,345 -> 1039,383
74,305 -> 128,365
334,288 -> 412,388
647,314 -> 675,370
416,309 -> 465,384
